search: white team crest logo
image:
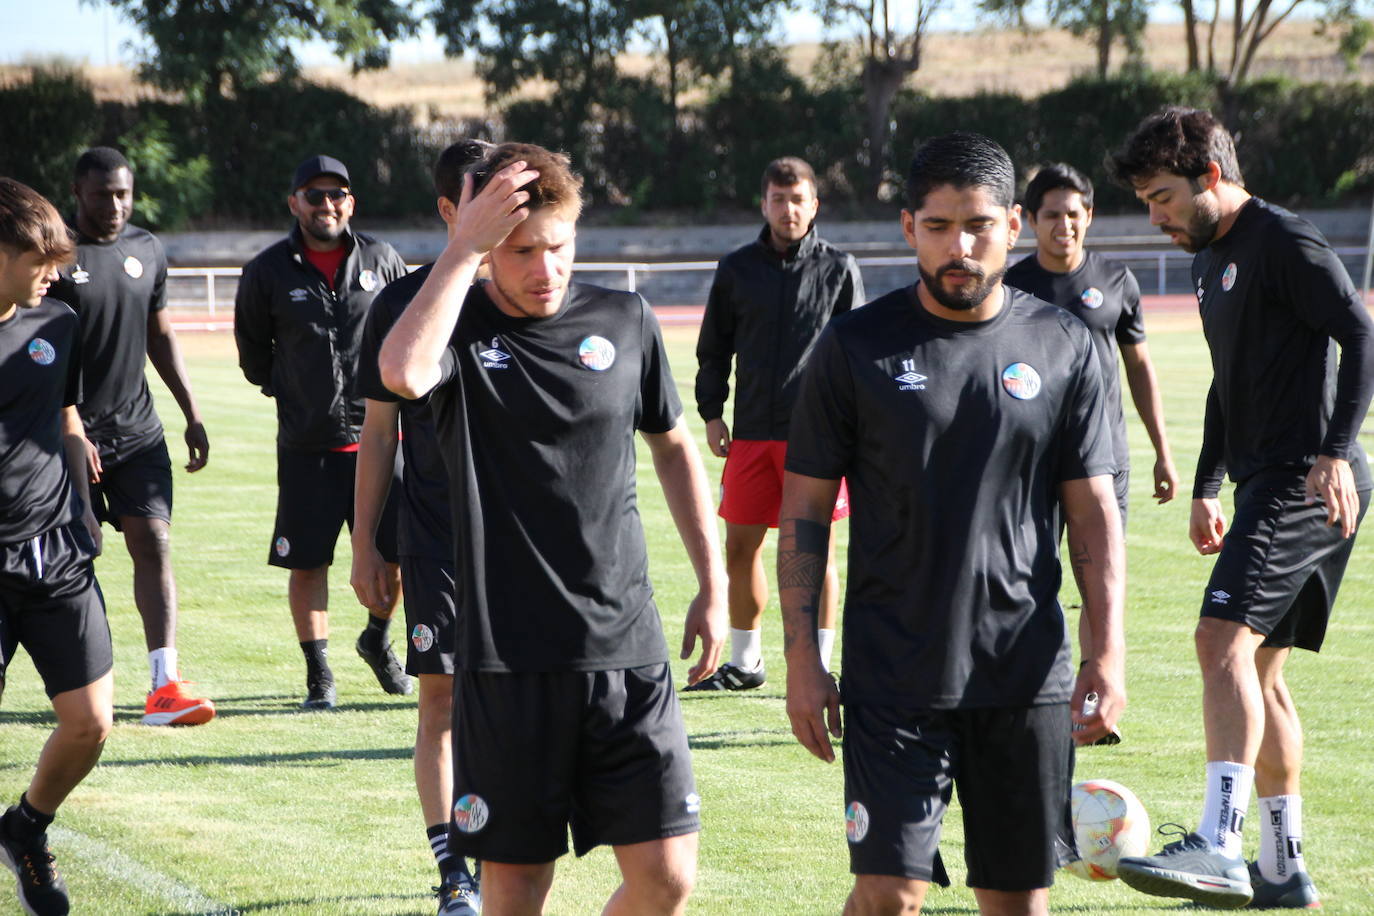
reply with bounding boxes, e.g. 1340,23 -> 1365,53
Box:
1080,287 -> 1104,309
479,337 -> 512,369
359,269 -> 378,292
72,266 -> 90,285
894,358 -> 927,391
578,335 -> 616,371
845,801 -> 870,843
123,255 -> 144,279
289,288 -> 308,302
1210,589 -> 1231,604
684,792 -> 701,814
411,624 -> 435,653
274,536 -> 290,557
27,338 -> 56,365
453,794 -> 490,834
1001,362 -> 1042,400
1221,262 -> 1238,291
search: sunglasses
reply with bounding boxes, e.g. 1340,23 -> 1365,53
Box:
296,187 -> 350,205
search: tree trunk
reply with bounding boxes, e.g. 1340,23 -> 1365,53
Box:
862,57 -> 906,200
1180,0 -> 1201,71
1096,12 -> 1113,77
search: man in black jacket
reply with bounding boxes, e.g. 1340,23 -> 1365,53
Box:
235,155 -> 411,710
689,157 -> 864,691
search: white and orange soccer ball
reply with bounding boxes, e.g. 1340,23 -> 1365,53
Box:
1063,778 -> 1150,880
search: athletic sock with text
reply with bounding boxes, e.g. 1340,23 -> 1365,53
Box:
1199,760 -> 1253,858
1257,794 -> 1305,883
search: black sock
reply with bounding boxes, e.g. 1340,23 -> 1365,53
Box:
5,794 -> 53,841
359,614 -> 390,652
428,822 -> 458,880
300,640 -> 331,682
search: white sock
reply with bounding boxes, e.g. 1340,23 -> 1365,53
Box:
1257,794 -> 1305,883
149,647 -> 178,690
817,628 -> 836,673
1199,760 -> 1253,858
730,628 -> 762,670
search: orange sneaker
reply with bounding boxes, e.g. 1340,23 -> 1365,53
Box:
142,680 -> 216,726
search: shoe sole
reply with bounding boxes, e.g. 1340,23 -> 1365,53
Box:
141,703 -> 216,726
1118,862 -> 1253,909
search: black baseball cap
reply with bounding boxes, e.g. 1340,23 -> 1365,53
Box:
291,155 -> 350,192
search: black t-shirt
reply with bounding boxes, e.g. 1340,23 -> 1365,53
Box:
785,285 -> 1115,709
49,224 -> 167,459
0,300 -> 84,543
1192,198 -> 1374,496
426,280 -> 683,672
356,265 -> 452,560
1005,250 -> 1145,469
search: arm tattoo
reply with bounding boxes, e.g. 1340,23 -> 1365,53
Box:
779,517 -> 830,656
1069,541 -> 1091,592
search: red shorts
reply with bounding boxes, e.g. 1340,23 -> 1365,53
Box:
718,439 -> 850,528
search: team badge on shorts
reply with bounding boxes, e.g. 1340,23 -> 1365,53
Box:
274,536 -> 290,557
359,269 -> 378,292
1001,362 -> 1042,400
1221,262 -> 1238,291
577,335 -> 616,371
27,338 -> 56,365
453,794 -> 490,834
123,255 -> 144,279
1080,287 -> 1104,309
684,792 -> 701,815
411,624 -> 435,653
845,801 -> 870,843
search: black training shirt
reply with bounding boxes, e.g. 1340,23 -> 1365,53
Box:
50,224 -> 167,459
0,300 -> 84,543
356,265 -> 452,560
425,281 -> 682,673
1192,198 -> 1374,497
1006,250 -> 1145,469
786,284 -> 1115,709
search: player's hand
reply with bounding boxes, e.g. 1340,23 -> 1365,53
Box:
786,661 -> 842,763
82,508 -> 103,556
448,162 -> 540,257
1071,653 -> 1125,747
704,418 -> 731,458
349,541 -> 393,613
1189,497 -> 1226,554
680,588 -> 727,685
184,421 -> 209,472
84,437 -> 102,484
1153,454 -> 1178,503
1306,455 -> 1360,539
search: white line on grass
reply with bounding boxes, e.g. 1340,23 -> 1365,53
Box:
50,825 -> 236,915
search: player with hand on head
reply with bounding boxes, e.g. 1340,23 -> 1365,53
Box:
779,133 -> 1126,915
1110,107 -> 1372,910
379,143 -> 727,915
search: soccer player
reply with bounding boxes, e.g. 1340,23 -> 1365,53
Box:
352,139 -> 489,915
1109,108 -> 1373,909
689,156 -> 864,691
47,147 -> 214,727
779,133 -> 1126,915
378,143 -> 727,915
235,155 -> 412,709
0,177 -> 115,916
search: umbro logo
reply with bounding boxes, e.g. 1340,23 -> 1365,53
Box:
894,359 -> 927,391
1210,589 -> 1231,603
289,288 -> 308,302
479,338 -> 511,369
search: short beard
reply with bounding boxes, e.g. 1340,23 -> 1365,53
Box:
304,218 -> 347,245
1165,192 -> 1222,253
918,259 -> 1007,312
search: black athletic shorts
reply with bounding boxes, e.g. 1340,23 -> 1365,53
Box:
842,703 -> 1076,891
1201,469 -> 1370,652
0,520 -> 114,699
400,554 -> 456,676
268,447 -> 401,569
449,662 -> 700,863
1113,467 -> 1130,530
90,437 -> 173,530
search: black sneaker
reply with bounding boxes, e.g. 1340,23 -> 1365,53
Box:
356,634 -> 412,696
301,676 -> 337,710
1248,860 -> 1321,909
1117,824 -> 1252,909
435,861 -> 481,915
0,810 -> 70,916
682,662 -> 766,692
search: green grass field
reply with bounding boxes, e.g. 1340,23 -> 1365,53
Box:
2,320 -> 1372,915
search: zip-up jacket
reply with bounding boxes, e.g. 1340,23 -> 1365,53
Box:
235,224 -> 408,451
695,224 -> 864,440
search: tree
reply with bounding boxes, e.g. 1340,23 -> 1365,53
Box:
977,0 -> 1150,77
100,0 -> 419,106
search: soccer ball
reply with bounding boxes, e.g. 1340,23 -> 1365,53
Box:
1063,778 -> 1150,880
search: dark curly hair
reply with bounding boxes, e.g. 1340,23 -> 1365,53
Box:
1107,107 -> 1243,189
469,142 -> 583,218
906,132 -> 1015,212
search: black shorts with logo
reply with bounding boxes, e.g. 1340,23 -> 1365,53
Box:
449,662 -> 700,863
400,555 -> 456,676
842,702 -> 1075,891
90,437 -> 174,529
0,520 -> 114,699
1201,470 -> 1369,651
268,447 -> 401,570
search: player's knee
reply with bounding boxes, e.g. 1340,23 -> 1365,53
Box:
847,876 -> 925,915
61,707 -> 114,748
124,518 -> 172,565
629,859 -> 695,909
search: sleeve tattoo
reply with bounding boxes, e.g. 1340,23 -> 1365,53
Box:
779,517 -> 830,653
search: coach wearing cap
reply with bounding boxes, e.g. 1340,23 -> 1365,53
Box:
235,154 -> 412,710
